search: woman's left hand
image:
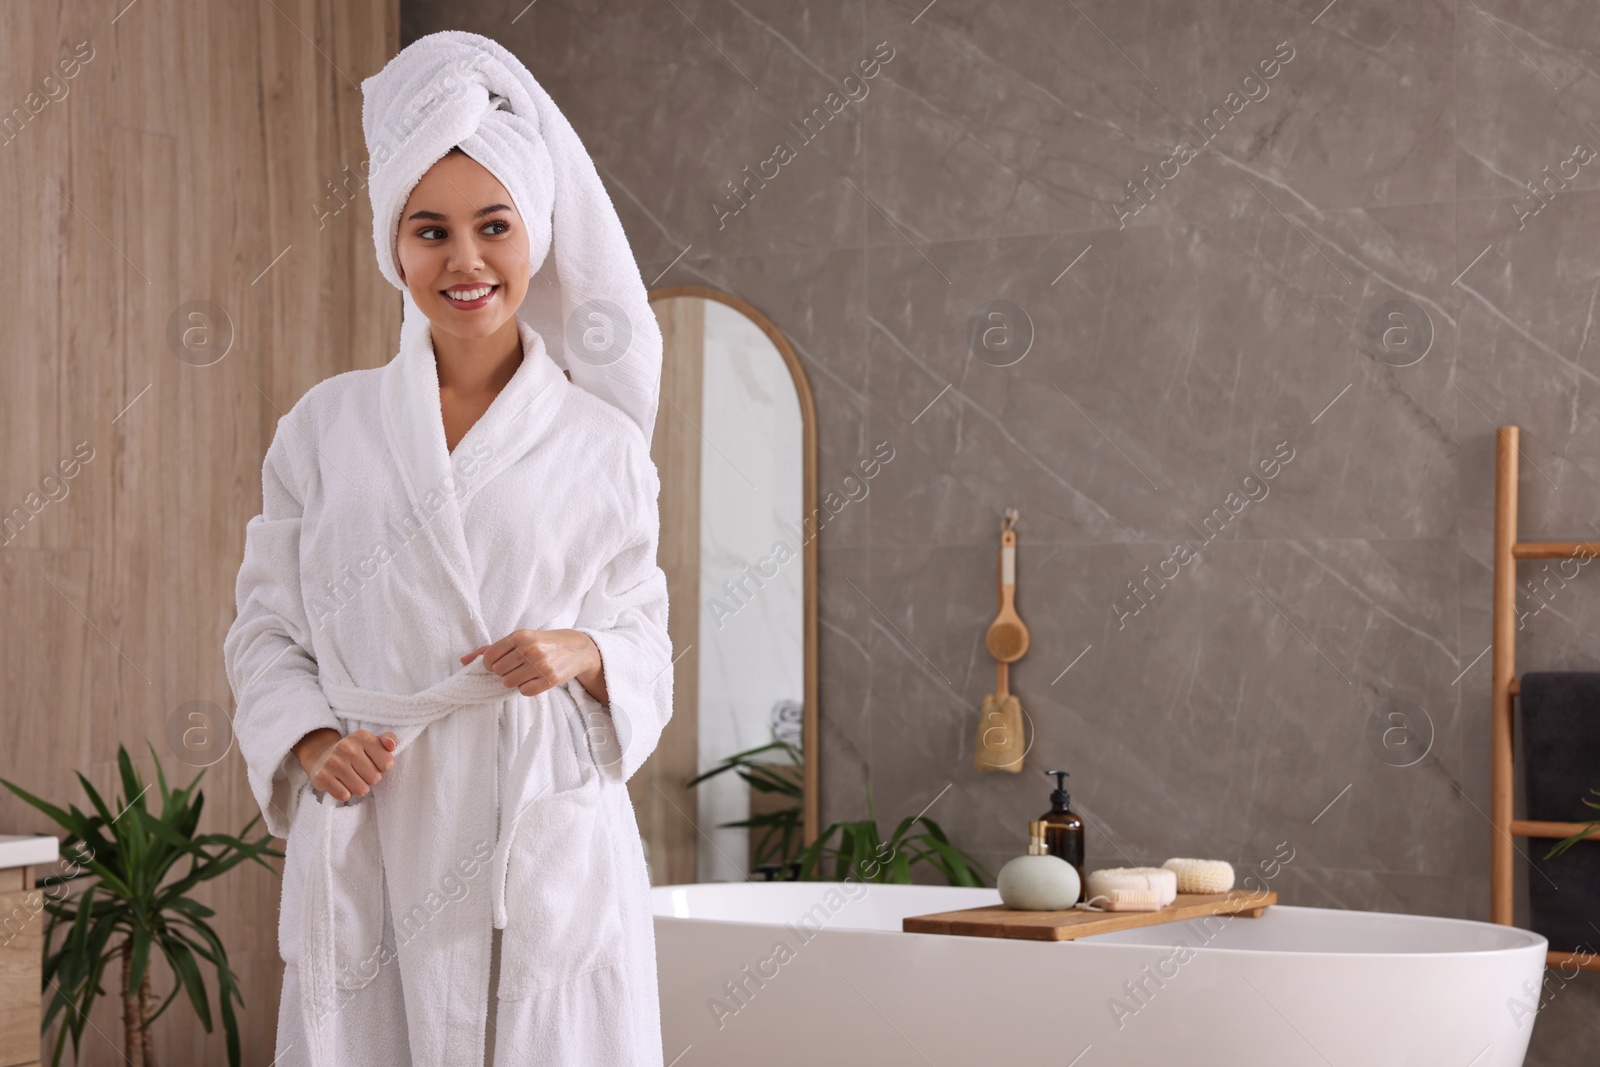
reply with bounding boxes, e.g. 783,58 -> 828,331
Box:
461,628 -> 607,702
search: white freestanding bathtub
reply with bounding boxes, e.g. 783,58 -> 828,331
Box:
651,882 -> 1547,1066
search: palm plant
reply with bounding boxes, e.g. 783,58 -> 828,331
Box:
791,776 -> 991,887
685,738 -> 805,869
1,742 -> 281,1067
686,740 -> 990,887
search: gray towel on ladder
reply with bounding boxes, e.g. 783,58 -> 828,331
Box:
1519,671 -> 1600,954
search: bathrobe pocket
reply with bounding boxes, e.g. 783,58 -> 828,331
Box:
278,790 -> 391,990
497,777 -> 628,1000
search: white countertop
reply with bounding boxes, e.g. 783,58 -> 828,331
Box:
0,834 -> 60,870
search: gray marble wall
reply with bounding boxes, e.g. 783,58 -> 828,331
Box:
407,0 -> 1600,1059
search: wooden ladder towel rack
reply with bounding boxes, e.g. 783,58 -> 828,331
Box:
1492,425 -> 1600,972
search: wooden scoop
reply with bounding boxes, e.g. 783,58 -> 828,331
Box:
985,512 -> 1029,662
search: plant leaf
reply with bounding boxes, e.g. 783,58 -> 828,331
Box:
162,935 -> 213,1030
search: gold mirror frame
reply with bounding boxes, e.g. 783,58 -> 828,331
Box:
647,285 -> 820,854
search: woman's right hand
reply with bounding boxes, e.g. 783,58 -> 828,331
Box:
292,727 -> 398,802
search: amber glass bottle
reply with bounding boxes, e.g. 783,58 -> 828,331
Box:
1039,769 -> 1085,902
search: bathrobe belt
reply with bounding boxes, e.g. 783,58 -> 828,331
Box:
316,661 -> 533,921
296,662 -> 520,1064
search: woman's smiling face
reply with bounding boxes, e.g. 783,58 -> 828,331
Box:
396,149 -> 533,341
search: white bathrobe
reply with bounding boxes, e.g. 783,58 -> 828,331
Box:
224,314 -> 671,1066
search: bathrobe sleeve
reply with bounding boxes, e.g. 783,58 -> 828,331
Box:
565,444 -> 674,784
223,410 -> 344,839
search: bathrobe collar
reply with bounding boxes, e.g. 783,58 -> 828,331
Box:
379,295 -> 568,639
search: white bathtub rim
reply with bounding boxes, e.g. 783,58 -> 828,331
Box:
1068,903 -> 1549,959
655,913 -> 1550,963
651,885 -> 1549,961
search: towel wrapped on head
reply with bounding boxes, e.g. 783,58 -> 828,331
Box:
359,29 -> 662,447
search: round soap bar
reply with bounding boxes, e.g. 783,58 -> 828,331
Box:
1085,866 -> 1178,906
997,854 -> 1082,910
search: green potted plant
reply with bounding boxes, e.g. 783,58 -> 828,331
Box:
686,738 -> 806,870
686,739 -> 990,886
791,776 -> 991,887
1,742 -> 280,1067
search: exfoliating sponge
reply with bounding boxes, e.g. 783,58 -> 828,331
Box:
1085,866 -> 1178,910
1162,857 -> 1235,894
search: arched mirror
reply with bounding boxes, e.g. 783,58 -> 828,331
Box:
630,287 -> 818,885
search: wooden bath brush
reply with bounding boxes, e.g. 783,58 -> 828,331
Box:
985,509 -> 1030,663
976,509 -> 1029,773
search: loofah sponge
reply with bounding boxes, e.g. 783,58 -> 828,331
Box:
1162,858 -> 1235,894
1085,866 -> 1178,909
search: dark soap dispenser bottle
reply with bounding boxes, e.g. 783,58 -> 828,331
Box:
1040,769 -> 1085,902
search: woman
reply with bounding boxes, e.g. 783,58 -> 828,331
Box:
224,31 -> 671,1067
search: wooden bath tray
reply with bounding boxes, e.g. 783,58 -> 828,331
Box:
902,891 -> 1276,942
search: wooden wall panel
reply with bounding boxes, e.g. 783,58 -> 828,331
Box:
634,296 -> 703,886
0,2 -> 397,1064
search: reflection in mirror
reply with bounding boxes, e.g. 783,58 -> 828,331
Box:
646,291 -> 816,885
698,300 -> 803,880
